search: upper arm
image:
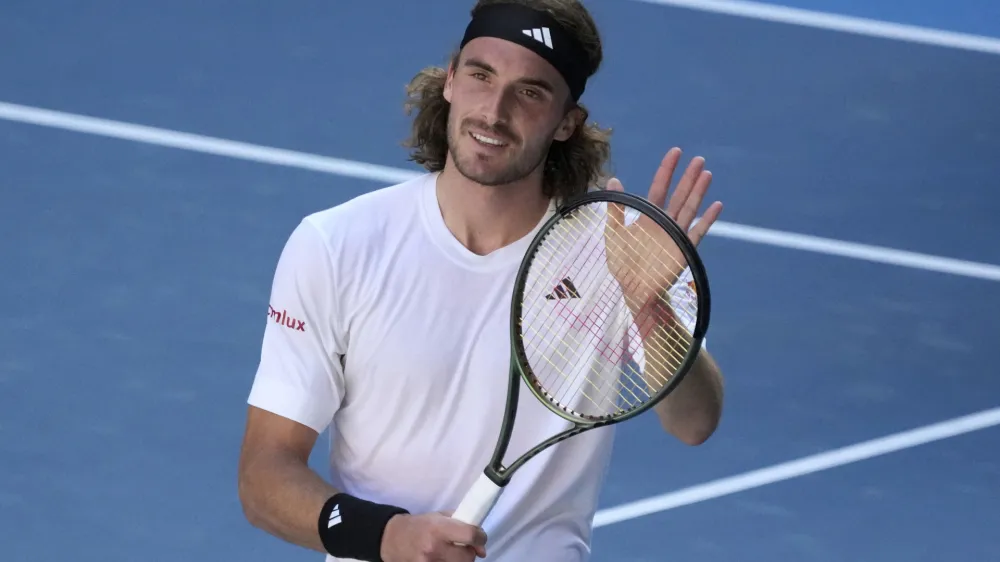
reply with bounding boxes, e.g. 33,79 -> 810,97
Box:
236,406 -> 326,520
245,217 -> 348,441
240,405 -> 320,468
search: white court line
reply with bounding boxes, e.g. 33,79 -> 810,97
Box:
0,101 -> 419,185
709,222 -> 1000,282
3,100 -> 1000,282
630,0 -> 1000,56
593,406 -> 1000,527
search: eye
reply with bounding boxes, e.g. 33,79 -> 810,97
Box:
471,71 -> 488,81
521,88 -> 542,99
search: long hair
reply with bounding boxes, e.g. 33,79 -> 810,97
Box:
402,0 -> 613,201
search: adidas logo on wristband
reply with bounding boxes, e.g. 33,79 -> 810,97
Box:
327,504 -> 341,528
318,493 -> 410,561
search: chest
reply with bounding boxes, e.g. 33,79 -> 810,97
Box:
340,262 -> 518,413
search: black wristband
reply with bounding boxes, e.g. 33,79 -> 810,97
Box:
317,493 -> 409,562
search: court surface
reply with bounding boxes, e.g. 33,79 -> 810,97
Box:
1,1 -> 999,561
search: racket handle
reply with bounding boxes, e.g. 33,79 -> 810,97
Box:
451,472 -> 502,527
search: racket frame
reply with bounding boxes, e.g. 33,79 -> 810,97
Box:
480,188 -> 712,489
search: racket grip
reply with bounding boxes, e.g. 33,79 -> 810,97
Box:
451,472 -> 502,527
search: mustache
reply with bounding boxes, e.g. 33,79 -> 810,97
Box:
462,119 -> 519,144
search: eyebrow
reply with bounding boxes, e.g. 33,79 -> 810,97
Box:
462,57 -> 556,93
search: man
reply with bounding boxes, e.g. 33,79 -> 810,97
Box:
238,1 -> 725,561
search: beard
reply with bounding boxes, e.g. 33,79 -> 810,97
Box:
446,114 -> 552,187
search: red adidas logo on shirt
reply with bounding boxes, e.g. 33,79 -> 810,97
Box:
268,304 -> 306,332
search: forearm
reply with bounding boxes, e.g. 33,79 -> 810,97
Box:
653,346 -> 723,444
239,450 -> 339,553
633,298 -> 724,445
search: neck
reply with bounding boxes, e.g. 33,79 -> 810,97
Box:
435,163 -> 551,256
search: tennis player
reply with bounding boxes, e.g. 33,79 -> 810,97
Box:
238,1 -> 725,561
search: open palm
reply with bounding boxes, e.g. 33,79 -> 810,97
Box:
604,148 -> 723,316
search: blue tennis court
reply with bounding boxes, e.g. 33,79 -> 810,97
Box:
2,1 -> 998,560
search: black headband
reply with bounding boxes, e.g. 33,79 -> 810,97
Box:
460,3 -> 590,101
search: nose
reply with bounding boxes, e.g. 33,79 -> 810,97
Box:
479,84 -> 515,130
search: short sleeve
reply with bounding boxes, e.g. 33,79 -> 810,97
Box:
666,268 -> 704,345
247,218 -> 346,434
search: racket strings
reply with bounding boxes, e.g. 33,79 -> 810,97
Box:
600,211 -> 699,394
597,205 -> 699,348
525,208 -> 648,397
522,216 -> 647,415
523,222 -> 643,415
557,202 -> 698,366
583,210 -> 697,393
601,228 -> 696,374
519,201 -> 701,420
599,204 -> 699,341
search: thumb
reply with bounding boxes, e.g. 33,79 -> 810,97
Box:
605,177 -> 625,230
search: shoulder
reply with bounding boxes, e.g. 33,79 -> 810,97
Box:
303,172 -> 431,247
273,172 -> 433,302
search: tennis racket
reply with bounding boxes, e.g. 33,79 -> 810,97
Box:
450,188 -> 711,527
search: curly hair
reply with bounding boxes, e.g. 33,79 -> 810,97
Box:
402,0 -> 613,201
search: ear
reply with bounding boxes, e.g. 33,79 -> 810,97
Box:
553,106 -> 583,142
443,61 -> 456,103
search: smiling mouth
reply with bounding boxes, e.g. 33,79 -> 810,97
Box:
469,131 -> 508,148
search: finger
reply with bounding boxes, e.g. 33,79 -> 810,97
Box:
648,147 -> 682,208
445,543 -> 483,561
442,521 -> 487,549
435,543 -> 479,562
449,545 -> 482,562
676,169 -> 712,229
687,200 -> 723,246
472,526 -> 488,549
665,156 -> 705,220
444,529 -> 487,560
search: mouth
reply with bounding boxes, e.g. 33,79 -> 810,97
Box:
469,130 -> 509,149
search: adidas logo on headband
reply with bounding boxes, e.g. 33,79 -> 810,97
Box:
461,3 -> 587,100
522,27 -> 553,49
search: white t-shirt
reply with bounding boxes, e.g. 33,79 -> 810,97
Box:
247,172 -> 700,562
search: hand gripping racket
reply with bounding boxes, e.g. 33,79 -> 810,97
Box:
450,188 -> 712,528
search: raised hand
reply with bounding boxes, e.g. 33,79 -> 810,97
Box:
604,148 -> 722,316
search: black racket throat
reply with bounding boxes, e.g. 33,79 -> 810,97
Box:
482,189 -> 712,487
482,356 -> 615,487
480,358 -> 522,487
